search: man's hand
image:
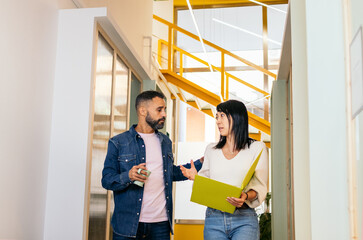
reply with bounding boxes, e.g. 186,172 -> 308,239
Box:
180,160 -> 197,180
129,163 -> 148,182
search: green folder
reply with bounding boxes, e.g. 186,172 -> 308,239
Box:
190,149 -> 263,214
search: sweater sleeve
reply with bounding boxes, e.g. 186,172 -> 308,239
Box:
244,142 -> 269,208
197,143 -> 213,178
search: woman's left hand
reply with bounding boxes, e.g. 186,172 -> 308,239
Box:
226,192 -> 248,208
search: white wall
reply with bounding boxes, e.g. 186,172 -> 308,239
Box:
350,1 -> 363,238
291,0 -> 350,239
44,8 -> 107,240
305,1 -> 349,239
77,0 -> 153,68
0,0 -> 75,239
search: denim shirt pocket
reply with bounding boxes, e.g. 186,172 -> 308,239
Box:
118,154 -> 137,172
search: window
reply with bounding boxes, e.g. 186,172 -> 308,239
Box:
87,30 -> 142,240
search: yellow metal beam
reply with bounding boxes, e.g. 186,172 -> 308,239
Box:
187,100 -> 201,110
201,109 -> 214,118
174,0 -> 288,8
177,89 -> 187,102
249,131 -> 261,141
248,112 -> 271,135
161,70 -> 222,106
226,72 -> 270,97
158,39 -> 269,97
162,69 -> 271,135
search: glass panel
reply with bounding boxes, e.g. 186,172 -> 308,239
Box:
113,56 -> 129,136
267,4 -> 288,67
156,85 -> 166,135
176,6 -> 264,105
129,73 -> 141,127
88,34 -> 113,240
108,56 -> 129,238
177,6 -> 262,53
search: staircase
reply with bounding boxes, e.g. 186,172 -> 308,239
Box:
153,15 -> 275,146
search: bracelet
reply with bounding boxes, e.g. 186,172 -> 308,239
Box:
245,192 -> 249,201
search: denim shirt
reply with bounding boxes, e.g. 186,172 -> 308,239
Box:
101,125 -> 202,237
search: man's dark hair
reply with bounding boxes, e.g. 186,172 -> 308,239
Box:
135,90 -> 165,110
214,100 -> 254,151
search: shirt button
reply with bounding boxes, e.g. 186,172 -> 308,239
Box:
142,157 -> 144,160
142,145 -> 144,147
164,169 -> 167,172
139,199 -> 142,201
166,196 -> 169,199
166,183 -> 168,186
137,213 -> 139,215
163,155 -> 165,158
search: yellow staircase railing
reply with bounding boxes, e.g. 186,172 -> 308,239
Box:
153,15 -> 274,136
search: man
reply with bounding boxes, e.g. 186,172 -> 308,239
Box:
102,90 -> 203,240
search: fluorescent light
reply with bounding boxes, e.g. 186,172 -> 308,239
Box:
248,0 -> 287,14
212,18 -> 282,46
186,0 -> 213,72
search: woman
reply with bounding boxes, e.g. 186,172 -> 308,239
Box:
180,100 -> 268,240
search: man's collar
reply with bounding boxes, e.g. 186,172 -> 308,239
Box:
130,124 -> 160,140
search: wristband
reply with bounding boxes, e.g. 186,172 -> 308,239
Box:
245,192 -> 249,201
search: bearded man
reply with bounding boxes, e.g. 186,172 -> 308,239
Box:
102,90 -> 203,240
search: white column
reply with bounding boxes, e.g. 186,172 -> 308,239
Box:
290,1 -> 312,239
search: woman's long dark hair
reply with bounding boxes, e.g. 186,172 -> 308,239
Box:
214,100 -> 254,151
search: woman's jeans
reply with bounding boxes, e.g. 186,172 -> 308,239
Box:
113,221 -> 170,240
204,207 -> 259,240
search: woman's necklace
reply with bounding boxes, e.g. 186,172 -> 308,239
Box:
224,146 -> 236,155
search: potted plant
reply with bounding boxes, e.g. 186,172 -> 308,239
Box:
258,192 -> 271,240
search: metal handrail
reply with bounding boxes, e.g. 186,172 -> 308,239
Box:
153,14 -> 271,135
157,39 -> 270,98
153,15 -> 277,79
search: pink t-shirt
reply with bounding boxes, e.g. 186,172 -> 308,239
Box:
138,132 -> 168,223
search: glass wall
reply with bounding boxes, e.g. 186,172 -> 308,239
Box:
87,31 -> 142,240
176,4 -> 287,120
88,34 -> 113,240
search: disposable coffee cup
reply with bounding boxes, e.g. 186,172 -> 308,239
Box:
133,168 -> 151,187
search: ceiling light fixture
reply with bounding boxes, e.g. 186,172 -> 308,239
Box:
248,0 -> 287,14
212,18 -> 282,46
186,0 -> 213,72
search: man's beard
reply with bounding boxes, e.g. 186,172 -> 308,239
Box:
146,112 -> 165,130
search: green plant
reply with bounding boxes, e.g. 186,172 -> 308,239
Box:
258,192 -> 271,240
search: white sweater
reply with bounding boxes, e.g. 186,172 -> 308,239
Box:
198,141 -> 269,208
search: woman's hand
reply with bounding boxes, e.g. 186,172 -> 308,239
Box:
180,160 -> 197,180
226,192 -> 248,208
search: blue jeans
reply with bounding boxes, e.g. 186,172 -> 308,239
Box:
204,207 -> 259,240
113,221 -> 170,240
